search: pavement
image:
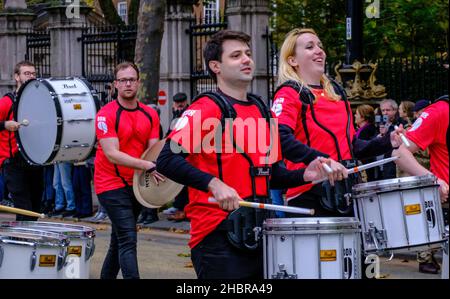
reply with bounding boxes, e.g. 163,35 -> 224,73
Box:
0,209 -> 446,279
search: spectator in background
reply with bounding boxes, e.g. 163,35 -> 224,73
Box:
399,101 -> 415,128
412,99 -> 431,120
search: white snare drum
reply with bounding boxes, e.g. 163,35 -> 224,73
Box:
15,77 -> 99,165
443,225 -> 448,279
1,221 -> 95,279
263,217 -> 361,279
0,227 -> 69,279
353,175 -> 445,253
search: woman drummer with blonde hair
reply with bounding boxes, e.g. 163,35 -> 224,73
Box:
271,28 -> 401,216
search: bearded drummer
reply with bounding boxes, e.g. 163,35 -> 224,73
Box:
93,62 -> 164,279
0,61 -> 43,221
157,30 -> 345,279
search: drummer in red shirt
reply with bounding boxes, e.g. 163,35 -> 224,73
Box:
393,95 -> 449,274
94,61 -> 163,279
0,61 -> 42,221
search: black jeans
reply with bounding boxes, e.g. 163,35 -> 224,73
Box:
3,155 -> 43,221
97,186 -> 142,279
191,228 -> 263,279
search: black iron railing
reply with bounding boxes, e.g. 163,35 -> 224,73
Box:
25,30 -> 51,78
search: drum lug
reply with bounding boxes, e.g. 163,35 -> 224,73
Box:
366,222 -> 387,251
57,248 -> 67,271
253,226 -> 262,242
30,250 -> 37,272
63,143 -> 90,149
271,264 -> 297,279
53,144 -> 60,152
0,245 -> 3,268
85,239 -> 95,261
57,117 -> 63,125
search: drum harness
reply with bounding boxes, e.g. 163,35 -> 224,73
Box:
113,101 -> 155,189
192,91 -> 275,251
274,79 -> 360,215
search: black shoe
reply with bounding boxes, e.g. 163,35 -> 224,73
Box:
50,208 -> 65,217
74,212 -> 92,219
62,209 -> 76,218
143,215 -> 159,225
419,262 -> 439,274
136,212 -> 147,224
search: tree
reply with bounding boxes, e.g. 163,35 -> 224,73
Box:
271,0 -> 448,59
134,0 -> 165,104
128,0 -> 140,25
98,0 -> 125,26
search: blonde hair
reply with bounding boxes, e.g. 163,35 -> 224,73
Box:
277,28 -> 340,102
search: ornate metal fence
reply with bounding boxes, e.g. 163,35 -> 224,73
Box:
25,29 -> 51,78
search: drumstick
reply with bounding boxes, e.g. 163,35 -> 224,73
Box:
0,204 -> 45,218
20,119 -> 29,126
322,162 -> 333,174
312,156 -> 400,184
394,125 -> 411,147
208,198 -> 315,215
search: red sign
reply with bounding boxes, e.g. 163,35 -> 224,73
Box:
158,90 -> 167,105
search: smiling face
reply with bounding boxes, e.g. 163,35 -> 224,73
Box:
209,39 -> 254,86
289,33 -> 326,84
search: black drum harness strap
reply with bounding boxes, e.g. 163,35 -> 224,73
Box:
3,93 -> 16,160
273,79 -> 360,215
192,91 -> 275,251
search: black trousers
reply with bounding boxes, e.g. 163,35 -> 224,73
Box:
191,228 -> 264,279
3,155 -> 43,221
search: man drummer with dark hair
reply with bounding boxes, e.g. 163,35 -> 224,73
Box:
94,61 -> 164,279
0,60 -> 42,221
156,30 -> 346,279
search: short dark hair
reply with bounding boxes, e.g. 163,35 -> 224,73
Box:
203,30 -> 251,82
114,61 -> 140,79
14,61 -> 35,75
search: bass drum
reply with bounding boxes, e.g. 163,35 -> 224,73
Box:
15,77 -> 100,165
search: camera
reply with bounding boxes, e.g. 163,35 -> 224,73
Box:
375,115 -> 388,125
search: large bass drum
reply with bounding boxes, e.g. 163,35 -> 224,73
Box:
15,77 -> 100,165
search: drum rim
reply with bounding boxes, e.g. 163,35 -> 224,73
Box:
352,175 -> 437,195
14,78 -> 63,165
0,221 -> 95,239
0,227 -> 70,247
263,217 -> 360,230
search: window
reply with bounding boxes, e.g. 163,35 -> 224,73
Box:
117,2 -> 128,24
203,0 -> 219,24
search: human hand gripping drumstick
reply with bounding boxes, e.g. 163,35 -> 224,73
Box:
394,125 -> 410,147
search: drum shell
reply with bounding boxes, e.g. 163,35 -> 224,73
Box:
15,78 -> 98,165
353,175 -> 446,253
0,227 -> 69,279
0,221 -> 95,279
263,217 -> 361,279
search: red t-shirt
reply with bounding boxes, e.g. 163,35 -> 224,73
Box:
168,95 -> 281,249
406,101 -> 449,183
94,100 -> 160,195
0,94 -> 18,167
272,85 -> 354,200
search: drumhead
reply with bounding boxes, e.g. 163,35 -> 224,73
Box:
15,79 -> 59,164
264,217 -> 360,231
352,175 -> 437,197
0,221 -> 95,239
0,227 -> 69,247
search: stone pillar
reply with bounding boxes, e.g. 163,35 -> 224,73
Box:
45,3 -> 92,77
158,1 -> 193,133
0,1 -> 34,95
226,0 -> 271,103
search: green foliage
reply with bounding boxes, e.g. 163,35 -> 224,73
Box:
271,0 -> 449,60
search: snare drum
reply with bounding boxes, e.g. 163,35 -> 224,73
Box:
15,78 -> 99,165
0,227 -> 69,279
1,221 -> 95,279
263,217 -> 361,279
353,175 -> 445,253
443,226 -> 448,279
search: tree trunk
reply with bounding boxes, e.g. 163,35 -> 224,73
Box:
98,0 -> 125,26
128,0 -> 140,25
134,0 -> 165,104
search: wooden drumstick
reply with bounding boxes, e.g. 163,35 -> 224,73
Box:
208,198 -> 315,215
0,204 -> 45,218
